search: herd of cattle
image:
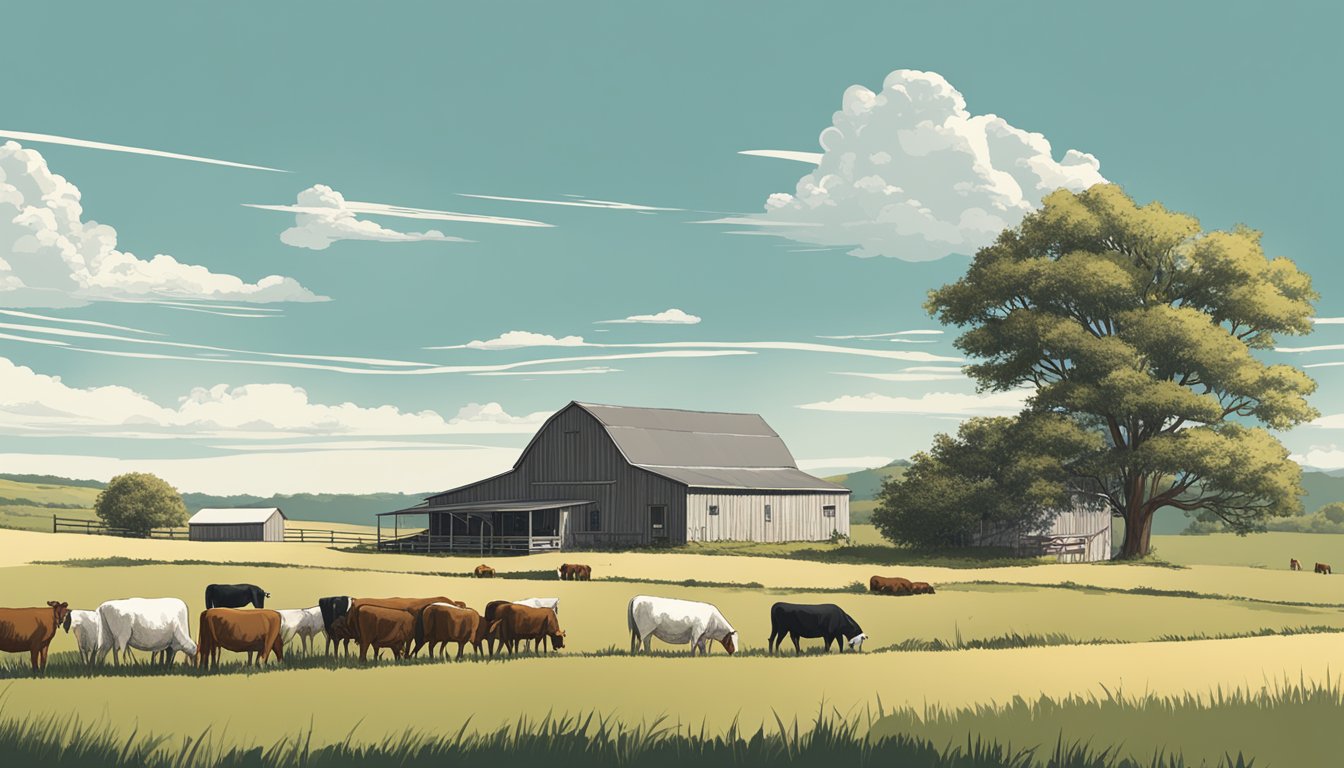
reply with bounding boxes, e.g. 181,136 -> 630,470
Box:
0,568 -> 930,672
1289,558 -> 1333,574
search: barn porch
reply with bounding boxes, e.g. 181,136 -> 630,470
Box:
375,500 -> 590,554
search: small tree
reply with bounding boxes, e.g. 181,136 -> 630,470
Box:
94,472 -> 187,535
1320,502 -> 1344,526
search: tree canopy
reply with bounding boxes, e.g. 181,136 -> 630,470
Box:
926,184 -> 1317,557
94,472 -> 188,535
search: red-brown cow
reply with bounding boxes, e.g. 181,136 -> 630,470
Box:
356,605 -> 417,663
0,601 -> 70,671
869,575 -> 915,596
474,564 -> 495,578
197,608 -> 284,670
1290,558 -> 1302,572
910,582 -> 936,595
487,603 -> 565,655
347,597 -> 464,657
1316,562 -> 1333,575
556,563 -> 592,581
422,603 -> 487,660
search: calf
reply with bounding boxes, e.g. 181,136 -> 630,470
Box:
1316,562 -> 1333,575
63,609 -> 103,665
356,605 -> 416,663
0,601 -> 70,671
423,603 -> 486,660
869,575 -> 915,596
474,564 -> 495,578
487,604 -> 565,655
1290,558 -> 1302,572
205,583 -> 269,610
197,608 -> 283,669
768,602 -> 868,654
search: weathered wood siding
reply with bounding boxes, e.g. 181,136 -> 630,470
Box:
188,512 -> 283,542
427,404 -> 686,546
685,490 -> 850,543
970,503 -> 1112,562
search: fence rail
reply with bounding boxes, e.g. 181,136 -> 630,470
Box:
377,531 -> 562,554
284,527 -> 378,545
53,515 -> 376,545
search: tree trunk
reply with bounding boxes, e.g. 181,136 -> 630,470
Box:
1119,506 -> 1154,558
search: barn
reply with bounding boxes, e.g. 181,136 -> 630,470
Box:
378,401 -> 850,553
188,507 -> 286,542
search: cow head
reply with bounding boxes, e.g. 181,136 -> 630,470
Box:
847,632 -> 869,652
47,601 -> 71,628
62,611 -> 73,633
556,566 -> 564,579
720,631 -> 738,655
550,630 -> 566,650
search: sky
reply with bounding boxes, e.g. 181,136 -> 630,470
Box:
1,2 -> 1341,495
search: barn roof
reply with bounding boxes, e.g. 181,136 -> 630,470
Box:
188,507 -> 285,525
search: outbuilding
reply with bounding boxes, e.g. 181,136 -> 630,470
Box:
188,507 -> 286,542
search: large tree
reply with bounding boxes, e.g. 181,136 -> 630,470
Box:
95,472 -> 188,535
927,184 -> 1317,558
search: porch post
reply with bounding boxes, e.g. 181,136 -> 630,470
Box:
528,509 -> 534,553
377,515 -> 381,550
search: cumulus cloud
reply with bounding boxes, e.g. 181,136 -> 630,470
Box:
0,142 -> 323,308
267,184 -> 468,250
0,355 -> 549,438
734,69 -> 1106,261
597,308 -> 701,325
1290,446 -> 1344,471
798,389 -> 1031,416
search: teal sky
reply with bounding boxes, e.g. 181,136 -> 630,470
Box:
1,2 -> 1341,494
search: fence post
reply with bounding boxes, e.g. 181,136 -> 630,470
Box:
52,514 -> 56,533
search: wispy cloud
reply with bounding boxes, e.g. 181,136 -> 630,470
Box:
0,129 -> 286,172
1276,343 -> 1344,354
1310,318 -> 1344,325
738,149 -> 823,164
799,389 -> 1031,416
835,369 -> 966,382
818,330 -> 943,339
0,309 -> 162,336
597,308 -> 701,325
470,366 -> 618,377
796,456 -> 893,472
253,185 -> 473,250
460,193 -> 681,212
244,199 -> 551,229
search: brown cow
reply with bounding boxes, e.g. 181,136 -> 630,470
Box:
326,613 -> 356,656
1290,558 -> 1302,572
910,582 -> 936,595
474,564 -> 495,578
423,603 -> 487,660
0,601 -> 70,671
482,600 -> 512,656
557,563 -> 592,581
487,603 -> 565,655
356,605 -> 417,663
347,597 -> 464,657
197,608 -> 284,670
1316,562 -> 1333,575
869,575 -> 914,596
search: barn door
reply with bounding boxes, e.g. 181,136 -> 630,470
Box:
648,505 -> 667,542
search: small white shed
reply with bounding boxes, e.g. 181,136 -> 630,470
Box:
188,507 -> 286,542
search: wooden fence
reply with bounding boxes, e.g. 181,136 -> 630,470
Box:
53,515 -> 377,545
284,527 -> 378,545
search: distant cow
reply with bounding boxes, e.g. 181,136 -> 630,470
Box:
198,608 -> 284,669
1316,562 -> 1333,575
96,597 -> 198,666
0,601 -> 70,671
627,595 -> 737,656
910,582 -> 936,595
205,583 -> 269,610
62,609 -> 103,665
557,563 -> 591,581
318,596 -> 354,655
1290,558 -> 1302,572
869,576 -> 915,596
474,564 -> 495,578
423,603 -> 486,660
277,607 -> 325,653
768,603 -> 868,654
356,605 -> 416,663
488,603 -> 565,655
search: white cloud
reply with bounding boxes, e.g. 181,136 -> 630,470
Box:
244,198 -> 551,230
456,330 -> 589,350
732,69 -> 1106,261
818,330 -> 943,339
796,456 -> 893,472
264,184 -> 470,250
597,308 -> 702,325
471,366 -> 618,377
0,141 -> 323,307
459,193 -> 680,212
0,129 -> 286,172
1308,413 -> 1344,429
835,369 -> 967,382
798,389 -> 1031,416
1291,446 -> 1344,471
1310,318 -> 1344,325
739,149 -> 824,164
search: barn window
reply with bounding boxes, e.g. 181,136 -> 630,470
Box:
822,505 -> 837,518
708,505 -> 720,516
764,504 -> 772,523
589,508 -> 601,531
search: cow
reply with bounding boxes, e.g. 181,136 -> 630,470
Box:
910,582 -> 936,595
0,601 -> 70,671
1290,558 -> 1302,572
514,597 -> 560,615
62,609 -> 104,665
768,603 -> 868,654
318,596 -> 354,655
205,583 -> 269,610
423,603 -> 487,660
627,595 -> 737,656
1316,562 -> 1333,575
474,564 -> 495,578
355,605 -> 417,663
487,603 -> 565,655
556,563 -> 592,581
483,600 -> 512,656
277,607 -> 325,654
197,608 -> 284,669
869,576 -> 915,596
347,597 -> 464,657
96,597 -> 198,666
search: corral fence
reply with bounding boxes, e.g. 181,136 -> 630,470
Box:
52,515 -> 377,545
284,527 -> 378,545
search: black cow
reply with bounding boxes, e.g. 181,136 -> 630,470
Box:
319,596 -> 353,655
205,583 -> 269,610
767,602 -> 868,654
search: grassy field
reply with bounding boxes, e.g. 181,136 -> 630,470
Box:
0,477 -> 100,532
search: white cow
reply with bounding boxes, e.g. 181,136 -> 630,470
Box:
96,597 -> 197,665
627,595 -> 738,656
277,607 -> 325,653
513,597 -> 560,615
63,609 -> 104,665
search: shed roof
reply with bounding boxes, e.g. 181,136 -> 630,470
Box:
188,507 -> 285,525
381,500 -> 591,516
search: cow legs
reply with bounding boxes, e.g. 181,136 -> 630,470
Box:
456,642 -> 466,660
791,633 -> 801,656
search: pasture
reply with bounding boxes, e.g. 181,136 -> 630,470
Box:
0,528 -> 1341,766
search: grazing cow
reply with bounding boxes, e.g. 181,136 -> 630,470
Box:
556,563 -> 592,581
0,601 -> 70,671
1290,558 -> 1302,572
205,583 -> 269,610
910,582 -> 936,595
96,597 -> 198,666
514,597 -> 560,615
197,608 -> 284,669
627,595 -> 737,656
318,596 -> 354,655
277,607 -> 325,654
1316,562 -> 1333,575
474,564 -> 495,578
869,576 -> 915,596
347,597 -> 464,657
768,603 -> 868,654
423,603 -> 487,660
483,600 -> 512,656
487,603 -> 565,655
62,609 -> 104,665
355,605 -> 416,663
